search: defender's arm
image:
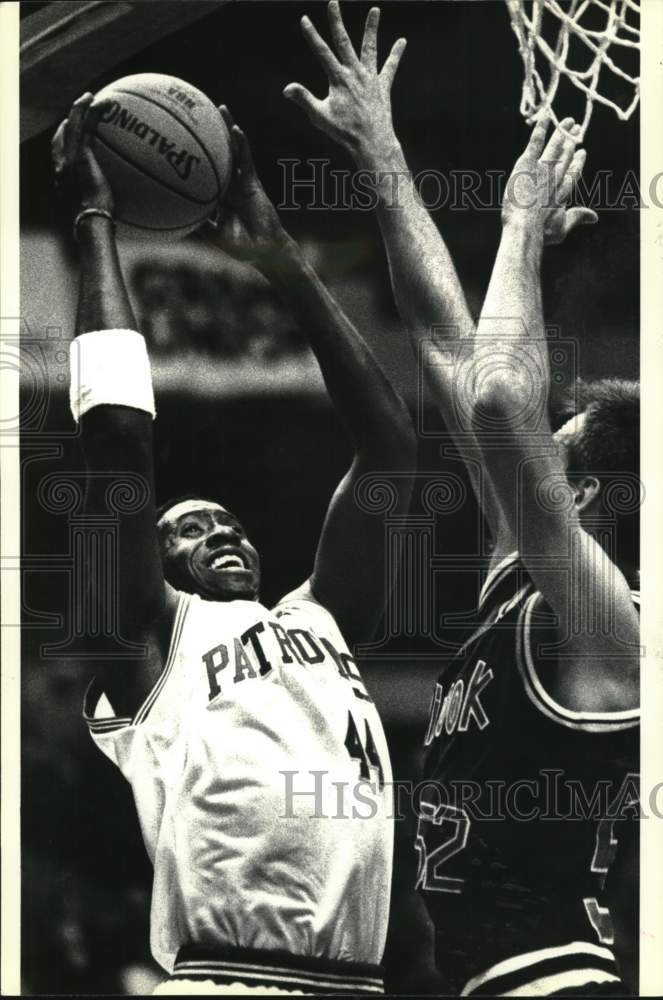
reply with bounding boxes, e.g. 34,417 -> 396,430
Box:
470,119 -> 637,713
285,0 -> 512,562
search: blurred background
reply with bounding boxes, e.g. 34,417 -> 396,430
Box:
19,0 -> 639,994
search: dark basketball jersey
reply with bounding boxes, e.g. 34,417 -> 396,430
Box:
417,555 -> 639,996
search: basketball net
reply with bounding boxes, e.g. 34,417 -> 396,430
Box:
506,0 -> 640,139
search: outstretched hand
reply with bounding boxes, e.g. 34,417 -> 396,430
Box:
204,107 -> 291,265
51,93 -> 114,218
503,116 -> 598,245
284,0 -> 406,161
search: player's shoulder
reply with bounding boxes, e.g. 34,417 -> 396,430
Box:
272,578 -> 329,619
514,586 -> 640,732
272,580 -> 347,647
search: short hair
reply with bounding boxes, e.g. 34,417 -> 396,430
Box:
156,494 -> 206,525
555,378 -> 639,482
554,378 -> 640,560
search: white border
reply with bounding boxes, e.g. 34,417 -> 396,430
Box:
1,1 -> 662,995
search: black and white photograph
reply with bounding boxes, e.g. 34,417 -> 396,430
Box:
2,0 -> 662,995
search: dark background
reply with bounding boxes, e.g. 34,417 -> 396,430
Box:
20,0 -> 639,994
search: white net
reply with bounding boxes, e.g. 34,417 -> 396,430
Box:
506,0 -> 640,139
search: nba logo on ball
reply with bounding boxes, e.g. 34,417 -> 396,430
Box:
90,73 -> 232,237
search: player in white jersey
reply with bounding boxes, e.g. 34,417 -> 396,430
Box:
52,94 -> 416,994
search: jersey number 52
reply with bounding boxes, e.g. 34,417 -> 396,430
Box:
415,798 -> 471,894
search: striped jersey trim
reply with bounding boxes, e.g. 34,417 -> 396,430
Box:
461,941 -> 619,996
457,581 -> 535,660
133,591 -> 190,725
85,712 -> 133,735
83,591 -> 191,734
172,948 -> 384,995
478,552 -> 519,609
83,680 -> 133,734
516,592 -> 640,732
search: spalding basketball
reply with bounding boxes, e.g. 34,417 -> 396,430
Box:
90,73 -> 232,237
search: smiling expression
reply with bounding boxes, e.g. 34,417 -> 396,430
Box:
158,500 -> 260,601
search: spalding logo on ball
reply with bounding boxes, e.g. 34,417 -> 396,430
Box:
90,73 -> 232,237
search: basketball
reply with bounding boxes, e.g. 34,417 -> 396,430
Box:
90,73 -> 232,237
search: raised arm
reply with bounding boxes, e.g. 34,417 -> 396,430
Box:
203,112 -> 416,646
468,117 -> 638,713
53,96 -> 173,713
285,0 -> 511,561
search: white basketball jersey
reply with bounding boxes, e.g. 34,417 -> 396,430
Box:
84,593 -> 393,974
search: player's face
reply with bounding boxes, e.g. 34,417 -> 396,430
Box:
158,500 -> 260,601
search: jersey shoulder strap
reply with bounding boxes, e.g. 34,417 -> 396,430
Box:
84,590 -> 192,741
477,551 -> 520,611
515,589 -> 640,733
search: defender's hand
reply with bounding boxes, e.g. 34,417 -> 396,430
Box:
502,116 -> 598,245
284,1 -> 406,161
204,107 -> 292,265
51,93 -> 114,216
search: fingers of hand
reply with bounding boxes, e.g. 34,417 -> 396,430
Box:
541,116 -> 576,166
231,124 -> 257,181
283,83 -> 323,122
557,147 -> 587,205
360,7 -> 380,68
544,133 -> 581,213
558,123 -> 582,178
580,207 -> 599,226
525,116 -> 550,161
70,91 -> 94,122
51,119 -> 67,175
218,104 -> 234,130
218,106 -> 246,170
380,36 -> 406,87
65,93 -> 94,160
535,118 -> 580,206
327,0 -> 358,64
84,98 -> 110,135
218,104 -> 237,157
301,14 -> 340,78
53,93 -> 95,184
565,206 -> 598,235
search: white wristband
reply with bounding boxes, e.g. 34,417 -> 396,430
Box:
69,329 -> 156,423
